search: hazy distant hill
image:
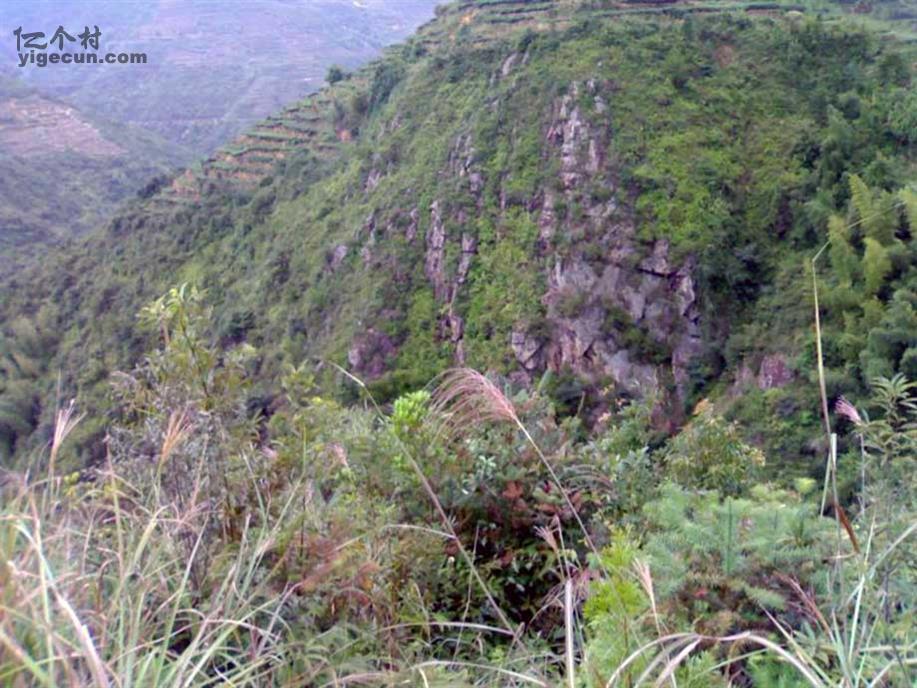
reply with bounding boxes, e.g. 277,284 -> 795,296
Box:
0,0 -> 439,268
0,74 -> 185,271
3,0 -> 440,156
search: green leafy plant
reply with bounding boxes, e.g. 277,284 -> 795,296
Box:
664,409 -> 766,496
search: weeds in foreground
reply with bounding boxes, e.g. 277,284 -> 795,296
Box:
592,381 -> 916,687
0,448 -> 297,686
1,286 -> 913,686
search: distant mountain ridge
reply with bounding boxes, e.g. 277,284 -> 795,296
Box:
0,74 -> 185,271
3,0 -> 441,155
0,0 -> 440,268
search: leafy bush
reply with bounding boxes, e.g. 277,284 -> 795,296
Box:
664,408 -> 766,496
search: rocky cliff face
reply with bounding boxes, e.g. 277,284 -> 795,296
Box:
407,76 -> 703,420
531,240 -> 701,398
524,81 -> 699,399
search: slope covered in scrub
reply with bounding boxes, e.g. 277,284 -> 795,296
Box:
0,2 -> 915,686
0,0 -> 915,474
0,75 -> 186,271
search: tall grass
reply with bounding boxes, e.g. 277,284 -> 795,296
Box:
0,413 -> 295,687
431,368 -> 602,566
600,517 -> 916,686
592,257 -> 917,687
3,359 -> 912,687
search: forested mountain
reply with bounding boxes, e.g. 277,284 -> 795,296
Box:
0,73 -> 185,270
0,1 -> 914,685
2,0 -> 913,466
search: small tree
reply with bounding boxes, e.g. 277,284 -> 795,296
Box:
664,409 -> 765,496
326,64 -> 347,84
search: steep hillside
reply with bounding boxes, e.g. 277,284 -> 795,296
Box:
0,75 -> 185,271
0,3 -> 915,685
0,0 -> 914,470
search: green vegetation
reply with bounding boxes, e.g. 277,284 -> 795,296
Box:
2,2 -> 913,473
1,285 -> 912,685
0,0 -> 915,683
0,77 -> 186,272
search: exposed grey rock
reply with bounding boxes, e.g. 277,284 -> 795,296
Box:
347,328 -> 396,380
735,363 -> 757,390
447,133 -> 484,205
360,212 -> 377,265
639,239 -> 673,276
455,339 -> 466,365
424,200 -> 448,301
406,207 -> 419,243
511,330 -> 544,370
469,171 -> 484,196
365,168 -> 382,192
539,190 -> 557,243
550,257 -> 597,294
455,233 -> 477,288
674,263 -> 697,317
560,104 -> 585,190
327,244 -> 348,272
501,52 -> 519,77
587,139 -> 602,174
731,353 -> 794,394
363,212 -> 376,241
598,348 -> 659,396
672,334 -> 703,391
421,197 -> 479,359
443,312 -> 464,343
565,305 -> 604,360
758,353 -> 793,389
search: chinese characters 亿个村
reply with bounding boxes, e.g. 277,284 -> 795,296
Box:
13,26 -> 102,51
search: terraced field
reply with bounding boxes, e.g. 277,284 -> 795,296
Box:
0,95 -> 124,158
0,77 -> 184,268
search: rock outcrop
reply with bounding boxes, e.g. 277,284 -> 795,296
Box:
516,81 -> 701,407
347,327 -> 397,379
350,72 -> 704,413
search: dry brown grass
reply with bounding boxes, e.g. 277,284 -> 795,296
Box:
430,368 -> 519,431
48,399 -> 84,476
158,407 -> 192,470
